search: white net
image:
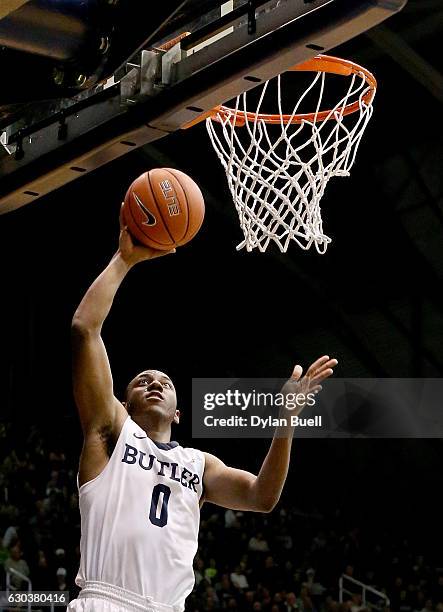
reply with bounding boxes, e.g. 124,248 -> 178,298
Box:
206,63 -> 375,253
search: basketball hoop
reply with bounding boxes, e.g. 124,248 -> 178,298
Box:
203,55 -> 377,253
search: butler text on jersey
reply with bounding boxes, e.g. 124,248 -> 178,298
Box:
121,443 -> 201,493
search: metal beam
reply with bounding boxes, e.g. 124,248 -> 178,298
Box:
360,10 -> 443,64
0,0 -> 407,214
0,0 -> 29,20
367,24 -> 443,102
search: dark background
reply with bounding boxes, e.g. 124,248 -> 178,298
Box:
0,0 -> 442,556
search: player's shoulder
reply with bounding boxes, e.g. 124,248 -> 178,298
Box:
200,450 -> 223,466
175,441 -> 203,456
174,443 -> 206,468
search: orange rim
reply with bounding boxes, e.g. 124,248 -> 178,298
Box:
184,55 -> 376,128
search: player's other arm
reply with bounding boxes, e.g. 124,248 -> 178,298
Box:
203,356 -> 337,513
71,208 -> 174,433
71,252 -> 132,433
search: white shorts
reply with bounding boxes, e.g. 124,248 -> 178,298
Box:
67,581 -> 182,612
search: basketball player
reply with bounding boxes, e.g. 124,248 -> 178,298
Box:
68,211 -> 337,612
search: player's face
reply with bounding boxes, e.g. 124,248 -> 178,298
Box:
127,370 -> 177,421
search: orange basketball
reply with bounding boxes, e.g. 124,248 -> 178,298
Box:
122,168 -> 205,250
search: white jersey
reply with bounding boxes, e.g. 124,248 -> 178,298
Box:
75,416 -> 205,611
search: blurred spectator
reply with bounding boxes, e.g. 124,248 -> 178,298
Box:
46,470 -> 62,496
399,589 -> 414,612
32,549 -> 52,590
392,578 -> 406,609
305,568 -> 326,596
216,574 -> 235,605
55,547 -> 67,567
244,590 -> 256,611
276,527 -> 293,551
259,556 -> 280,589
249,532 -> 270,553
4,543 -> 30,590
204,585 -> 220,609
325,595 -> 339,612
56,567 -> 68,591
204,558 -> 218,582
194,557 -> 205,586
350,593 -> 364,612
285,592 -> 299,612
344,566 -> 355,579
419,600 -> 434,612
225,510 -> 242,529
2,524 -> 18,549
260,586 -> 272,609
298,586 -> 315,612
231,563 -> 249,590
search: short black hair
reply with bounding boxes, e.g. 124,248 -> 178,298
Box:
123,369 -> 175,402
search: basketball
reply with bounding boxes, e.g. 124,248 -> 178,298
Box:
122,168 -> 205,250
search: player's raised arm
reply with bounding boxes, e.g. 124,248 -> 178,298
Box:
202,356 -> 337,512
71,208 -> 175,434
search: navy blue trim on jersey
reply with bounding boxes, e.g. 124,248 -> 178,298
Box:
130,417 -> 179,450
152,440 -> 179,451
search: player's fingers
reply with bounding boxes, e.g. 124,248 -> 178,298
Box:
305,355 -> 330,376
308,358 -> 338,379
290,364 -> 303,381
119,228 -> 131,251
149,248 -> 176,259
324,358 -> 338,368
310,368 -> 335,384
119,203 -> 126,231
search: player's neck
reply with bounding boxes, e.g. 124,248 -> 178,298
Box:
133,415 -> 172,443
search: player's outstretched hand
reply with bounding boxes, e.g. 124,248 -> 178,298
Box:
281,355 -> 338,413
118,203 -> 176,266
